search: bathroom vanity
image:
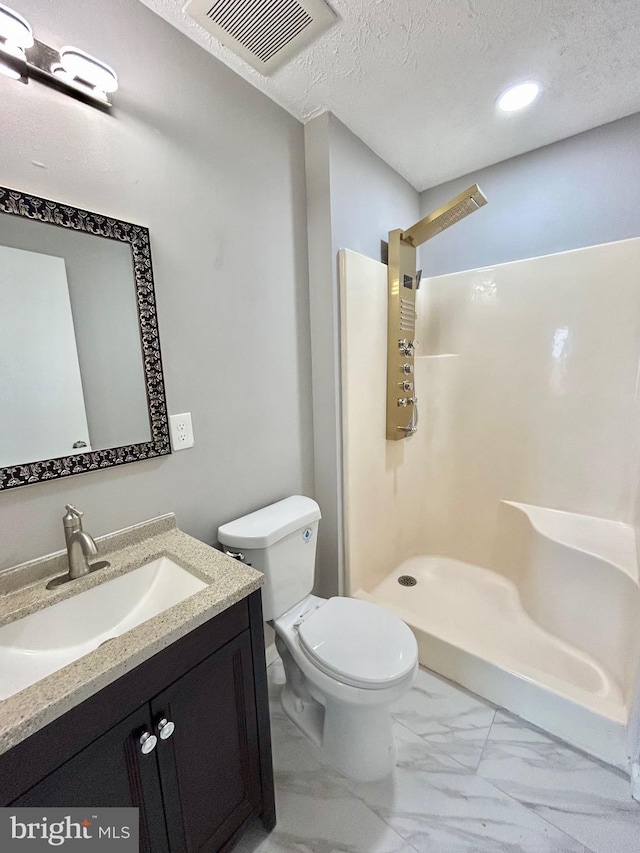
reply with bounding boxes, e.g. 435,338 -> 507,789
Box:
0,515 -> 275,853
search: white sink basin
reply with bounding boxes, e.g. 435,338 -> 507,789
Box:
0,557 -> 208,700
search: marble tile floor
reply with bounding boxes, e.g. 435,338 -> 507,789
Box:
233,660 -> 639,853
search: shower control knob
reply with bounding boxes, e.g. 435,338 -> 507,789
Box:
398,398 -> 408,407
408,397 -> 417,406
398,339 -> 409,350
399,340 -> 418,356
402,363 -> 413,375
401,381 -> 413,392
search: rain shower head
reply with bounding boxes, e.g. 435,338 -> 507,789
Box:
401,184 -> 487,248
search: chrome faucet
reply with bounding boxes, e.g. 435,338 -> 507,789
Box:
64,505 -> 98,579
46,505 -> 109,589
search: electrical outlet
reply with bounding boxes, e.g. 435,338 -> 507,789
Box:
169,413 -> 194,451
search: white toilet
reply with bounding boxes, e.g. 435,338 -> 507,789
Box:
218,495 -> 418,781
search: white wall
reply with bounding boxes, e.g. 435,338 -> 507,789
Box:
0,0 -> 313,571
419,112 -> 640,277
305,113 -> 419,596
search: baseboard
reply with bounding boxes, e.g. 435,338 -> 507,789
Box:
265,642 -> 278,667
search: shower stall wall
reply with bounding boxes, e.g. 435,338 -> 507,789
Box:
339,240 -> 640,771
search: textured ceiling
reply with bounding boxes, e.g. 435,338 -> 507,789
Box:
139,0 -> 640,190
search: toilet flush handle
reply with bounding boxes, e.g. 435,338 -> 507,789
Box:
224,549 -> 245,562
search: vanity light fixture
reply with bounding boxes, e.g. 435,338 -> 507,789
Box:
52,47 -> 118,103
0,38 -> 24,79
0,2 -> 117,109
497,80 -> 541,112
0,3 -> 31,80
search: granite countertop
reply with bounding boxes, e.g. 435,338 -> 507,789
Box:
0,514 -> 263,756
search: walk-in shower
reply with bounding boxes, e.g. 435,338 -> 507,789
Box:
339,237 -> 640,775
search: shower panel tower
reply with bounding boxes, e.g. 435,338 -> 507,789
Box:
386,184 -> 487,440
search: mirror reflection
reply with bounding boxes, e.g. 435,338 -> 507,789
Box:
0,190 -> 168,486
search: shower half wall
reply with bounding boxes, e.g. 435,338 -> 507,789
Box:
339,240 -> 640,771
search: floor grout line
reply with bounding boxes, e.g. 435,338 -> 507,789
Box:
391,707 -> 499,775
469,772 -> 596,853
473,706 -> 498,771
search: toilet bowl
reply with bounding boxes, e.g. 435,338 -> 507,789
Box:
275,594 -> 417,780
218,496 -> 418,781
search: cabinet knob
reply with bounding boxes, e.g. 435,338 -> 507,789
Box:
157,718 -> 176,740
139,731 -> 158,754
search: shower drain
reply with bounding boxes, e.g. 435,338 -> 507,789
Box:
398,575 -> 417,587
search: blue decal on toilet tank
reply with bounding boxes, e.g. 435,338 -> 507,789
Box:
302,528 -> 312,542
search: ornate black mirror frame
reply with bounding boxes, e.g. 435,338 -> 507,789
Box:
0,185 -> 171,490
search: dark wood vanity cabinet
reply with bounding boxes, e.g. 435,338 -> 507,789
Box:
10,705 -> 172,853
152,630 -> 262,853
0,591 -> 275,853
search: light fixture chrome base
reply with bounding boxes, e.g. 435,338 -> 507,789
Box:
0,38 -> 112,109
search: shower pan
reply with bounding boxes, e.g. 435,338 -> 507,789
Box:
339,237 -> 640,773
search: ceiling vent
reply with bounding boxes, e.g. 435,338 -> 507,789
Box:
183,0 -> 336,75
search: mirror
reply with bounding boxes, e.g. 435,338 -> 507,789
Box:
0,186 -> 170,490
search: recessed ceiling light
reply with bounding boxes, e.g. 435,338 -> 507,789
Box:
497,81 -> 541,112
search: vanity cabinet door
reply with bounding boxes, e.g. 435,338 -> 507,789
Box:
11,706 -> 170,853
152,630 -> 261,853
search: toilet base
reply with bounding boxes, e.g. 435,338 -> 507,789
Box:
321,697 -> 398,781
280,681 -> 324,747
275,628 -> 410,782
280,680 -> 398,781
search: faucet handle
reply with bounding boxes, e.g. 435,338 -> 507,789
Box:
63,505 -> 84,529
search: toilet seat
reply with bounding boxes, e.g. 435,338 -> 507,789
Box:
297,597 -> 417,690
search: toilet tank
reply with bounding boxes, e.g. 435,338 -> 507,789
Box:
217,496 -> 321,621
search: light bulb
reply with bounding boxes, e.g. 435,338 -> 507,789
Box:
0,37 -> 24,79
50,63 -> 108,102
497,81 -> 541,112
0,3 -> 33,49
59,46 -> 117,93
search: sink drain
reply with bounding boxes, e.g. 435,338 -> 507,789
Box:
398,575 -> 417,587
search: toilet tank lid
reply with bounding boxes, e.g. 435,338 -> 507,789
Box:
218,495 -> 321,549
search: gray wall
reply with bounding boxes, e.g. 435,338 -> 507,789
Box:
305,113 -> 419,596
420,112 -> 640,277
0,0 -> 313,571
328,115 -> 420,261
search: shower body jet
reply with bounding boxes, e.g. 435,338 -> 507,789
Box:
386,184 -> 487,440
